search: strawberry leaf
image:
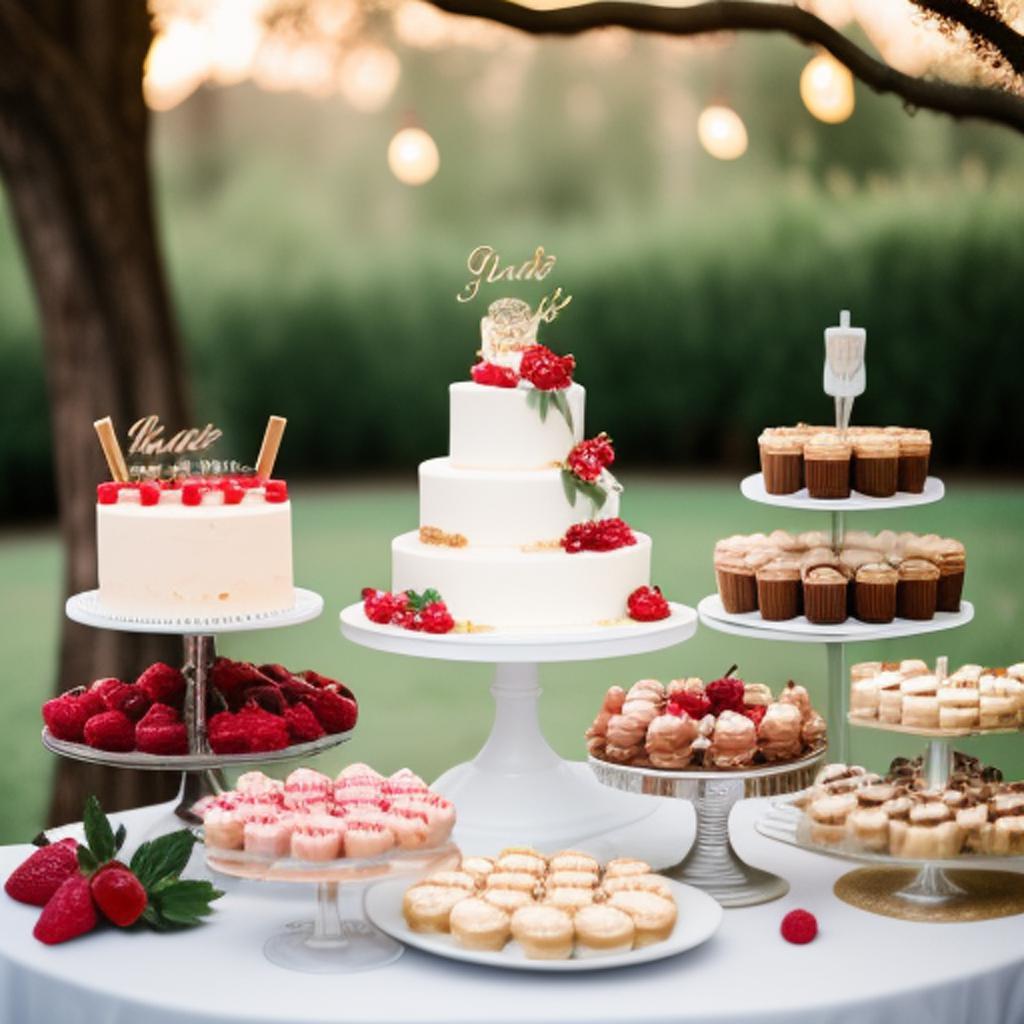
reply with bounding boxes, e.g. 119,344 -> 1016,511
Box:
83,795 -> 116,864
114,824 -> 127,853
147,879 -> 223,929
77,845 -> 99,874
129,830 -> 197,891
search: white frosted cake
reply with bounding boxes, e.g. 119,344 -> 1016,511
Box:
388,298 -> 662,629
96,477 -> 294,618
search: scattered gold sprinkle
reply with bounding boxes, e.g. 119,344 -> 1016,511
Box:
520,539 -> 562,553
452,621 -> 495,634
419,526 -> 468,548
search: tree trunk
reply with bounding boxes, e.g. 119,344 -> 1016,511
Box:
0,1 -> 190,825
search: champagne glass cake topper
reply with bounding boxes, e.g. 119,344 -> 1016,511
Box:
823,310 -> 866,436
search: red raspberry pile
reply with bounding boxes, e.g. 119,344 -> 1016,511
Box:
41,658 -> 357,757
627,585 -> 671,622
704,667 -> 770,725
470,361 -> 519,388
561,517 -> 637,554
469,343 -> 576,392
96,476 -> 287,506
566,433 -> 615,483
362,587 -> 455,634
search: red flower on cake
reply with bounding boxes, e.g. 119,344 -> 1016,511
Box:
706,676 -> 746,716
627,584 -> 670,622
470,361 -> 519,388
360,587 -> 455,634
519,344 -> 575,391
361,588 -> 410,625
566,433 -> 615,483
667,690 -> 710,720
561,518 -> 636,554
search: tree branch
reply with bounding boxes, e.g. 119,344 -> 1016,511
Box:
911,0 -> 1024,77
424,0 -> 1024,133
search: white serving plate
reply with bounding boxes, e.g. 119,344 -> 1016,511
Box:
740,473 -> 945,512
365,875 -> 722,973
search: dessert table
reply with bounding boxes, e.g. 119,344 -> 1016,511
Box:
3,781 -> 1024,1024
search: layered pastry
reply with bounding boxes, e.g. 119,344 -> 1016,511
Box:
401,848 -> 677,959
385,298 -> 666,629
757,425 -> 932,497
200,765 -> 455,860
586,673 -> 826,771
713,529 -> 966,624
96,475 -> 293,618
798,758 -> 1024,858
849,660 -> 1024,733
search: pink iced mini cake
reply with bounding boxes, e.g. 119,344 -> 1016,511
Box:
344,821 -> 396,859
394,794 -> 456,846
291,827 -> 342,861
283,767 -> 333,813
236,771 -> 284,799
203,808 -> 244,850
243,818 -> 293,858
381,769 -> 429,799
386,806 -> 432,849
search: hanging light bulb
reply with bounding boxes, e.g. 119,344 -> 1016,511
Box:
697,105 -> 748,160
800,53 -> 856,123
388,127 -> 440,185
144,19 -> 210,111
339,44 -> 401,113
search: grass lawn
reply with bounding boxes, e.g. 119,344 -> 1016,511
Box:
2,476 -> 1023,844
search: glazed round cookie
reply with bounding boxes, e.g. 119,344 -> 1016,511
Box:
450,897 -> 511,952
482,889 -> 535,913
574,904 -> 635,957
548,851 -> 600,875
603,858 -> 652,879
510,905 -> 574,960
485,871 -> 539,893
546,870 -> 598,890
421,870 -> 477,891
607,891 -> 677,946
402,885 -> 467,933
600,873 -> 673,899
543,887 -> 595,914
495,853 -> 547,877
460,856 -> 495,883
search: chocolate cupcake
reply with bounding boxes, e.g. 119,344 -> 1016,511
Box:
756,559 -> 802,620
934,539 -> 966,612
840,548 -> 878,618
896,559 -> 940,620
855,563 -> 898,623
715,553 -> 757,614
803,433 -> 852,500
758,430 -> 804,495
895,428 -> 931,494
852,433 -> 899,498
803,566 -> 848,624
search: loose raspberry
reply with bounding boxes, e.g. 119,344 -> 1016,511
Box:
566,433 -> 615,483
207,711 -> 249,755
259,663 -> 297,684
361,588 -> 409,624
743,704 -> 768,727
182,482 -> 203,506
137,703 -> 180,728
418,601 -> 455,634
236,705 -> 290,753
519,344 -> 575,391
302,688 -> 358,734
285,702 -> 326,744
139,482 -> 161,506
244,684 -> 287,716
97,482 -> 119,505
42,694 -> 95,742
707,676 -> 746,716
90,677 -> 124,704
780,909 -> 818,944
470,361 -> 519,388
627,585 -> 670,621
101,682 -> 150,722
667,690 -> 711,720
135,717 -> 188,756
136,662 -> 186,706
264,480 -> 288,503
83,710 -> 136,752
211,658 -> 271,703
562,518 -> 636,554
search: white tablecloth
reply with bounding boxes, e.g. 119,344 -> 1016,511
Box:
2,787 -> 1024,1024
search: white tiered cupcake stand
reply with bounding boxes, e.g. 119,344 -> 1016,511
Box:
54,587 -> 350,822
340,602 -> 698,851
699,474 -> 973,762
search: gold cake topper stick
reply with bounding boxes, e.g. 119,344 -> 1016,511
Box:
255,415 -> 287,480
93,416 -> 129,482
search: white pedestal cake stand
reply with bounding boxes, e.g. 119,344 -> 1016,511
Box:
706,473 -> 968,762
60,588 -> 346,823
340,602 -> 698,850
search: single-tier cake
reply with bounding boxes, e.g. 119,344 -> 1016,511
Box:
388,298 -> 660,629
96,476 -> 294,618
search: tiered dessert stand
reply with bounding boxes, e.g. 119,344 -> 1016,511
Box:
49,587 -> 346,824
340,602 -> 698,851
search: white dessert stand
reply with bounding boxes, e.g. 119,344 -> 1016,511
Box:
340,602 -> 698,850
740,473 -> 945,512
589,749 -> 825,907
206,842 -> 459,973
60,588 -> 344,823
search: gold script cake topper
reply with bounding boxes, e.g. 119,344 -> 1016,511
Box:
128,415 -> 223,457
457,244 -> 572,323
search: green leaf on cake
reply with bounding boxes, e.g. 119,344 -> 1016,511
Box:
404,588 -> 444,612
551,389 -> 574,434
560,468 -> 608,514
561,468 -> 578,507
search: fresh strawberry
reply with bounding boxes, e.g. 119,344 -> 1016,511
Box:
284,702 -> 326,744
302,688 -> 358,734
207,711 -> 250,754
42,694 -> 94,742
106,684 -> 150,722
135,718 -> 188,756
4,838 -> 79,906
136,662 -> 185,706
83,711 -> 135,752
91,864 -> 147,927
236,705 -> 290,752
33,874 -> 97,945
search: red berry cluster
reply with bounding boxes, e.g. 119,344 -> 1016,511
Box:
96,476 -> 287,506
469,344 -> 575,392
704,671 -> 769,726
561,517 -> 637,554
361,588 -> 455,634
566,433 -> 615,483
667,689 -> 711,719
627,585 -> 671,622
41,658 -> 357,757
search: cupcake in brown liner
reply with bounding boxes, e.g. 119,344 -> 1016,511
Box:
714,554 -> 757,614
895,428 -> 931,493
803,566 -> 848,624
852,433 -> 899,498
934,539 -> 966,612
840,548 -> 877,618
896,559 -> 940,620
756,559 -> 802,620
854,563 -> 898,623
758,430 -> 804,495
803,433 -> 852,499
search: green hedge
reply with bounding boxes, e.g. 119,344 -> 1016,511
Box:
1,181 -> 1021,520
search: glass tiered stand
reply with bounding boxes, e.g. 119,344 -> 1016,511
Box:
340,602 -> 698,852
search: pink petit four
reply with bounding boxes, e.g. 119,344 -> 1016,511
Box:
236,771 -> 282,798
283,767 -> 333,813
291,827 -> 341,861
203,808 -> 243,850
344,821 -> 396,858
243,818 -> 292,858
385,806 -> 431,849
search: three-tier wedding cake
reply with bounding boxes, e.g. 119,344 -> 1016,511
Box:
387,297 -> 666,629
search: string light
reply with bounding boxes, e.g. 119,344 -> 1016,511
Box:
697,105 -> 748,160
387,127 -> 440,185
143,20 -> 210,111
338,44 -> 401,112
800,53 -> 856,123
